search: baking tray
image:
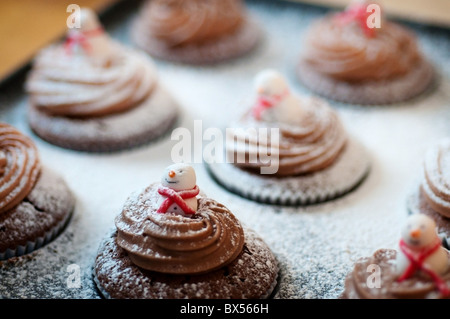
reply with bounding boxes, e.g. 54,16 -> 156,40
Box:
0,0 -> 450,299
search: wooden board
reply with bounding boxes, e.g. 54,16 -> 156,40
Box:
0,0 -> 119,83
285,0 -> 450,28
0,0 -> 448,84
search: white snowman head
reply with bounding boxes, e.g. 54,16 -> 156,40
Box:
161,163 -> 196,191
401,214 -> 438,249
254,69 -> 290,99
348,0 -> 371,7
79,8 -> 101,32
66,8 -> 113,59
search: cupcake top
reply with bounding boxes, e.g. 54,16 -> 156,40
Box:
300,1 -> 423,83
227,69 -> 347,176
422,139 -> 450,218
0,123 -> 41,215
26,8 -> 157,118
140,0 -> 245,47
344,214 -> 450,299
115,163 -> 245,275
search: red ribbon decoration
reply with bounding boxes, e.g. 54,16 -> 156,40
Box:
335,2 -> 376,38
252,89 -> 289,121
157,185 -> 200,215
397,238 -> 450,296
64,27 -> 104,55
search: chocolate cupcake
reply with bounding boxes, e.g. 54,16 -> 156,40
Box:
0,123 -> 75,260
408,138 -> 450,237
94,163 -> 278,299
206,69 -> 370,205
297,1 -> 435,105
342,214 -> 450,299
26,8 -> 179,152
131,0 -> 261,65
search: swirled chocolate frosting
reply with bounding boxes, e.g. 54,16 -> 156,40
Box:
142,0 -> 245,47
26,44 -> 157,118
115,183 -> 245,275
227,97 -> 347,176
301,16 -> 422,83
422,139 -> 450,218
0,123 -> 41,215
343,249 -> 450,299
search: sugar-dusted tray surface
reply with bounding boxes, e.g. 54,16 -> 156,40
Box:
0,0 -> 449,298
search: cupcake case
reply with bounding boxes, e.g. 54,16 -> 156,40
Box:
0,0 -> 450,299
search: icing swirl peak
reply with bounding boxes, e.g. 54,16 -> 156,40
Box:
0,123 -> 41,215
143,0 -> 245,47
115,183 -> 245,275
422,139 -> 450,218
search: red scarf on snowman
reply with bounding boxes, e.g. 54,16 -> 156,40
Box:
252,89 -> 289,121
157,185 -> 199,215
64,27 -> 104,55
335,2 -> 376,38
397,238 -> 450,296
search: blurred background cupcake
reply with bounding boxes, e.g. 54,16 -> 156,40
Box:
131,0 -> 262,65
207,69 -> 371,205
25,8 -> 179,152
297,1 -> 436,105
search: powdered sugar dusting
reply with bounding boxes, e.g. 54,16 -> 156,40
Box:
94,226 -> 277,298
0,0 -> 449,298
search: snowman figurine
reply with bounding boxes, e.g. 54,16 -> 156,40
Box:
157,163 -> 199,217
65,8 -> 113,59
335,0 -> 378,38
252,69 -> 305,125
396,214 -> 449,295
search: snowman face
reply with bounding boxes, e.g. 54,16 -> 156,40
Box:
401,214 -> 437,248
161,163 -> 196,191
254,69 -> 289,98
